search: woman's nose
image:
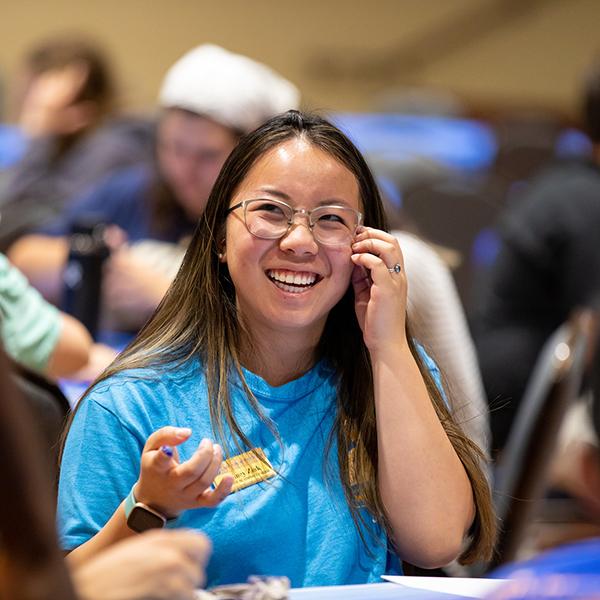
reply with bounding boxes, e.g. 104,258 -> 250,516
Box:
279,220 -> 319,255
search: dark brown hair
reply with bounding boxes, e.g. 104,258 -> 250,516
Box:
24,37 -> 115,117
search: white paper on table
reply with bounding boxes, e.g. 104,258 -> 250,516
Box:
381,576 -> 507,598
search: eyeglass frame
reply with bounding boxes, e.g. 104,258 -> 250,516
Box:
226,198 -> 364,246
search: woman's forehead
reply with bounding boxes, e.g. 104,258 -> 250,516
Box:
236,139 -> 361,206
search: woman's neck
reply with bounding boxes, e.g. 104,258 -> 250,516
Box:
239,325 -> 321,387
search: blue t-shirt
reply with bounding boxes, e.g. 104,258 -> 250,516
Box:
39,165 -> 195,243
58,352 -> 444,588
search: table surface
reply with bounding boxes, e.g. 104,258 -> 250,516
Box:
288,577 -> 506,600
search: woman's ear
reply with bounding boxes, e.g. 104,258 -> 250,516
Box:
218,240 -> 227,263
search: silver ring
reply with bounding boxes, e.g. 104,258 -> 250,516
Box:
388,263 -> 402,274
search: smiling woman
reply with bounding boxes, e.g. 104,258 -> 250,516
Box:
57,111 -> 496,588
220,138 -> 361,370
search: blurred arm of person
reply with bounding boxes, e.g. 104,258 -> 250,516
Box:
68,341 -> 119,382
46,312 -> 94,378
1,253 -> 92,377
7,166 -> 152,304
70,529 -> 211,600
8,234 -> 69,303
102,244 -> 177,331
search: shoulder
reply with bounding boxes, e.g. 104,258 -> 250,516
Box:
54,166 -> 154,230
85,357 -> 204,416
74,117 -> 155,167
89,165 -> 154,199
509,161 -> 600,220
414,342 -> 449,407
502,161 -> 600,249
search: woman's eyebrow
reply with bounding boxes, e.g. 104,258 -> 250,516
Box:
255,187 -> 291,200
254,187 -> 354,208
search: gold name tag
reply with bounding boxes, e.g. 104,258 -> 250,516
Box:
213,448 -> 276,493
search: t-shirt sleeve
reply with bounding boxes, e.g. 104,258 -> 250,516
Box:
0,253 -> 61,372
415,342 -> 450,410
57,391 -> 144,550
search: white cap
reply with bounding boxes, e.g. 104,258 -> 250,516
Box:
158,44 -> 300,134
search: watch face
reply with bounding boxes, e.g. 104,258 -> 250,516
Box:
127,504 -> 166,533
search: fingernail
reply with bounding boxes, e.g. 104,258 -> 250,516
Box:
199,438 -> 211,449
161,445 -> 174,457
176,427 -> 192,438
213,444 -> 222,456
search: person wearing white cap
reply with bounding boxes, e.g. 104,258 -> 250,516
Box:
9,44 -> 299,331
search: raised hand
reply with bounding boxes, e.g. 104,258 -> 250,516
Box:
19,62 -> 95,136
350,226 -> 408,353
134,427 -> 234,518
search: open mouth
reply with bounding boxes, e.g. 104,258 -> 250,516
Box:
266,269 -> 321,294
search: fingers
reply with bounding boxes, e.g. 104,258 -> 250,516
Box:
196,473 -> 235,508
144,426 -> 192,453
351,252 -> 401,286
351,227 -> 405,284
175,438 -> 220,487
352,229 -> 404,271
144,529 -> 212,565
138,530 -> 211,594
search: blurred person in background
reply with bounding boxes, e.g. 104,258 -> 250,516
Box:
1,251 -> 92,379
1,248 -> 120,385
9,43 -> 299,332
0,36 -> 153,251
472,59 -> 600,454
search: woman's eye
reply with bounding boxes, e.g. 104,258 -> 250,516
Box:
318,213 -> 345,224
254,202 -> 284,214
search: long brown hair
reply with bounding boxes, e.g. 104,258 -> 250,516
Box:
65,110 -> 495,564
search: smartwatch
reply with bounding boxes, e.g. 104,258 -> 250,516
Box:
124,486 -> 169,533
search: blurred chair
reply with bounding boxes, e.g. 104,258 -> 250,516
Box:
489,308 -> 596,569
0,345 -> 77,598
10,361 -> 71,492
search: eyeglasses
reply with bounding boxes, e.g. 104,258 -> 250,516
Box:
226,199 -> 363,246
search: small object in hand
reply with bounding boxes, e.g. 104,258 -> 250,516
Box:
388,263 -> 402,274
160,445 -> 174,457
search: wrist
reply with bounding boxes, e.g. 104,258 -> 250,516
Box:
132,482 -> 179,519
124,484 -> 178,533
368,338 -> 411,364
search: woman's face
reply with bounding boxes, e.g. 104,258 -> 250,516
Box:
222,138 -> 361,343
157,109 -> 238,220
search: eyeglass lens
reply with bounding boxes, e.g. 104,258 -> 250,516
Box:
244,200 -> 360,245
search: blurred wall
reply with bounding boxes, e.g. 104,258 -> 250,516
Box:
0,0 -> 598,118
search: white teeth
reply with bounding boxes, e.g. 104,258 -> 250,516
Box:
268,269 -> 318,288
